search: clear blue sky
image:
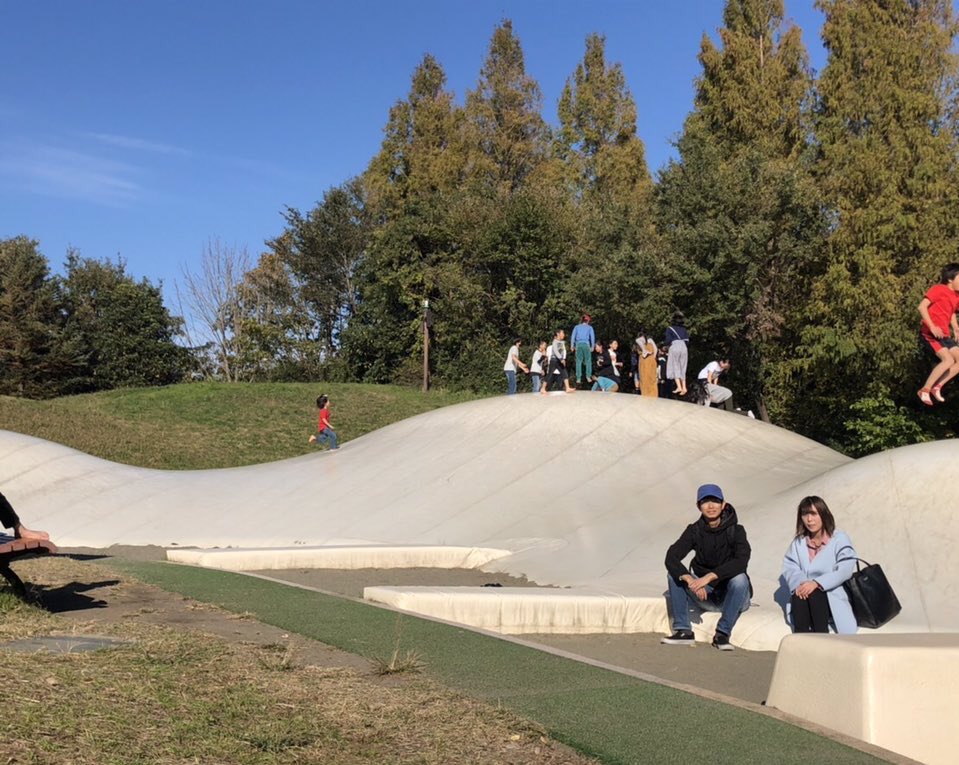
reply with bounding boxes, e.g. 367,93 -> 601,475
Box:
0,1 -> 826,307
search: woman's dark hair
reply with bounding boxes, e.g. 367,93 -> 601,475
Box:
795,496 -> 836,538
940,263 -> 959,284
513,338 -> 522,345
671,311 -> 686,326
316,395 -> 329,409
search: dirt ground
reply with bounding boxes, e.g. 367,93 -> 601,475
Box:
56,546 -> 777,704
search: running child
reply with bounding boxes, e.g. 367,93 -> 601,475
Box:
917,263 -> 959,405
308,394 -> 339,450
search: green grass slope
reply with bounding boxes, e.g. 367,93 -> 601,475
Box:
0,382 -> 484,469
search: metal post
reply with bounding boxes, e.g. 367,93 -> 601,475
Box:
422,299 -> 430,392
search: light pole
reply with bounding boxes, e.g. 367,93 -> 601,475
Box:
422,299 -> 432,392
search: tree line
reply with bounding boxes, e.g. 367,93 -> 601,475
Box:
4,1 -> 958,456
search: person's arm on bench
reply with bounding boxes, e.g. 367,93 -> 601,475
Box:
0,490 -> 49,541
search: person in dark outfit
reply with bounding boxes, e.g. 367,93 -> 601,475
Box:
590,342 -> 619,392
662,483 -> 751,650
0,490 -> 49,541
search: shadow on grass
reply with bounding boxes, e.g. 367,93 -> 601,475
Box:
34,579 -> 120,613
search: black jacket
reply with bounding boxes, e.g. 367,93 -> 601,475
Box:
664,504 -> 750,583
593,351 -> 616,380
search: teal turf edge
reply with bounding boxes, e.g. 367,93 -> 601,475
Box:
109,560 -> 884,765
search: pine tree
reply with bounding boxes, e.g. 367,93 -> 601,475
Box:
803,0 -> 959,444
365,54 -> 465,214
556,33 -> 652,201
657,0 -> 820,421
0,237 -> 84,397
345,56 -> 467,384
464,20 -> 550,194
554,33 -> 663,344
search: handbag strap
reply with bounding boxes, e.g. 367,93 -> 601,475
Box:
836,545 -> 870,572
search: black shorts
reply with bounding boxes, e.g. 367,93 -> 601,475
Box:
920,332 -> 959,356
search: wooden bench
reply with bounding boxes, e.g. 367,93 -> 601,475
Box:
0,537 -> 58,599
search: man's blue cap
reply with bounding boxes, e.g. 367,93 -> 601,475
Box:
696,483 -> 724,504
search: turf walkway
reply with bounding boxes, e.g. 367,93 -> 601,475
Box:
111,560 -> 885,765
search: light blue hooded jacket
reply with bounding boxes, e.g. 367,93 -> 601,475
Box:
782,529 -> 858,634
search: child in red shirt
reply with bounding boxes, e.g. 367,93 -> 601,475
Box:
308,394 -> 339,450
917,263 -> 959,405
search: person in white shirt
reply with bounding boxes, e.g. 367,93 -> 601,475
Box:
529,340 -> 547,393
698,358 -> 733,410
504,339 -> 529,395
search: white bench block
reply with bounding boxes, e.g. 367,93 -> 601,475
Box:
364,586 -> 673,634
766,633 -> 959,765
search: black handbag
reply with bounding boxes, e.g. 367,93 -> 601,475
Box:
841,557 -> 902,629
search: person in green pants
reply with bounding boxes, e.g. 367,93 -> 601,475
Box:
570,314 -> 595,385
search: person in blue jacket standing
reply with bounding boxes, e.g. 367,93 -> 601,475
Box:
570,314 -> 596,385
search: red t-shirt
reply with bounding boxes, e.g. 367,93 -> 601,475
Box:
318,407 -> 331,432
922,284 -> 959,337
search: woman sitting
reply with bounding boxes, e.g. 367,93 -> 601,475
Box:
781,496 -> 857,634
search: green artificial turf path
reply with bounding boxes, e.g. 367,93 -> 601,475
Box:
111,560 -> 884,765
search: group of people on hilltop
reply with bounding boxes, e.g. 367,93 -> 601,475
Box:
662,483 -> 861,650
503,312 -> 747,413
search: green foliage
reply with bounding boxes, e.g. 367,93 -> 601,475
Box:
843,386 -> 932,457
0,238 -> 188,398
464,20 -> 551,193
799,0 -> 959,441
60,251 -> 189,390
0,237 -> 85,398
274,180 -> 369,358
657,2 -> 822,420
13,11 -> 955,457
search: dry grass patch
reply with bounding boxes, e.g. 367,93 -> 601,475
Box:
0,558 -> 596,765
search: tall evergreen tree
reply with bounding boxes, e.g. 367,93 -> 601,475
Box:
802,0 -> 959,445
345,56 -> 466,384
364,54 -> 465,214
556,33 -> 651,202
657,0 -> 820,421
464,20 -> 551,194
0,237 -> 84,397
554,33 -> 663,343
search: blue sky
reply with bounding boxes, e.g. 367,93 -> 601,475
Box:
0,1 -> 827,307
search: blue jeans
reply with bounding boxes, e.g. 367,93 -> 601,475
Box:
667,572 -> 751,636
531,373 -> 541,392
505,370 -> 517,394
315,429 -> 338,450
591,376 -> 616,391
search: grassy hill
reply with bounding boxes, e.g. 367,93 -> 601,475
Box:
0,383 -> 485,470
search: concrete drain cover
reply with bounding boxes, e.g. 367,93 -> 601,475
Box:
0,635 -> 129,654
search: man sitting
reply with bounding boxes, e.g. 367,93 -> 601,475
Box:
661,483 -> 752,651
